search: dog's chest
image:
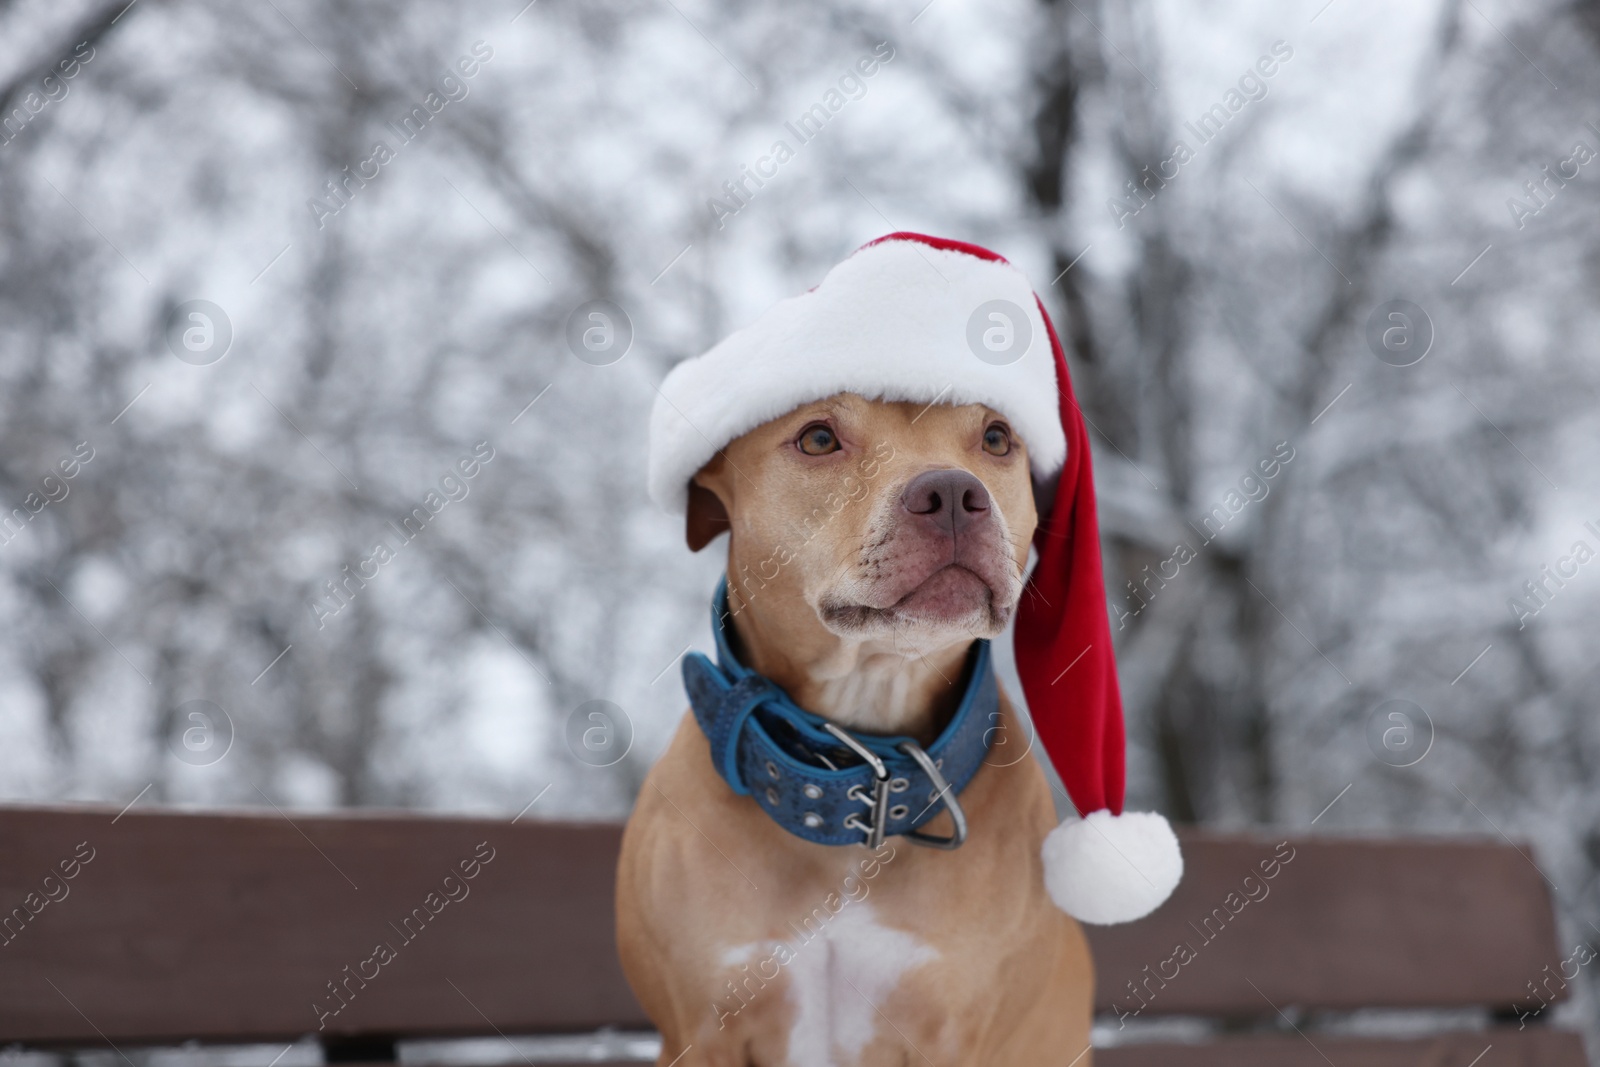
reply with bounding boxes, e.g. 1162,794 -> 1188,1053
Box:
722,902 -> 937,1067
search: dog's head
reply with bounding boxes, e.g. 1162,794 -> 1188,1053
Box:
688,392 -> 1040,658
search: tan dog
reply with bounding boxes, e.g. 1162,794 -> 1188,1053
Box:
617,392 -> 1093,1067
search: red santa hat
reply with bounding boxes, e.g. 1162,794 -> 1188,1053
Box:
648,232 -> 1182,925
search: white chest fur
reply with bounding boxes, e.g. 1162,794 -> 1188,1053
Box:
722,903 -> 937,1067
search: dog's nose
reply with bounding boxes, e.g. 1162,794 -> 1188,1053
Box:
900,469 -> 991,534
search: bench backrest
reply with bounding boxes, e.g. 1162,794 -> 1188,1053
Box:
1,805 -> 646,1045
1090,832 -> 1567,1018
0,806 -> 1567,1047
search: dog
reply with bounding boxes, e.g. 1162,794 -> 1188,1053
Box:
617,391 -> 1093,1067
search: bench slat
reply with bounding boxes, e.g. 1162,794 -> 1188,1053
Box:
0,806 -> 649,1045
1097,1028 -> 1588,1067
1087,831 -> 1568,1016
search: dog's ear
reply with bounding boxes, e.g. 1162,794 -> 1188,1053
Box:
686,481 -> 731,552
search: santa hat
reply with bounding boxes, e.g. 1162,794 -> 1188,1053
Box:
647,232 -> 1182,925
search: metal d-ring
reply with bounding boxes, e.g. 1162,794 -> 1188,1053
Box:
898,740 -> 967,850
823,722 -> 890,850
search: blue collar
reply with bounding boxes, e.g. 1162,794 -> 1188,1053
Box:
681,580 -> 997,849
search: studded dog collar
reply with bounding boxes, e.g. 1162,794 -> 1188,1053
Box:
681,580 -> 997,849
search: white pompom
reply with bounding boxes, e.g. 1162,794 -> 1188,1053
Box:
1041,809 -> 1183,925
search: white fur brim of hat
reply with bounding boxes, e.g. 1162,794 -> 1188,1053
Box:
648,239 -> 1067,513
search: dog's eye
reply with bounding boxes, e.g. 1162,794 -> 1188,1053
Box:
982,423 -> 1012,456
797,424 -> 840,456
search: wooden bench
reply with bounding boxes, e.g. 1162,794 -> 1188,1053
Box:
0,804 -> 1586,1065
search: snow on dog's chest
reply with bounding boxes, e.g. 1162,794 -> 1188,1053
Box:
722,903 -> 937,1067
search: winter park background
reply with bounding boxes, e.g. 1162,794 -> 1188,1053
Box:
1,0 -> 1598,1053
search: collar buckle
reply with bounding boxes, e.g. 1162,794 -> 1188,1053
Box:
823,722 -> 891,850
897,740 -> 968,850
